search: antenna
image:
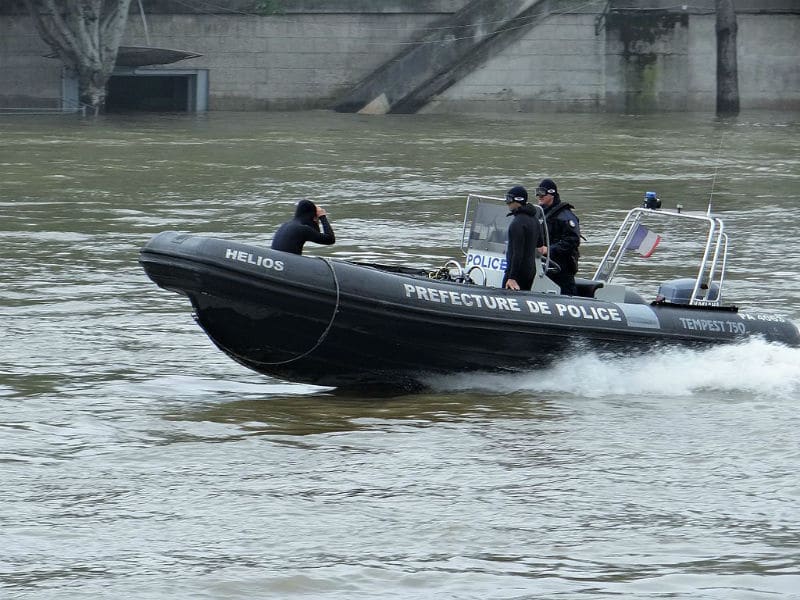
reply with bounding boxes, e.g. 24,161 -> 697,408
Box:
707,132 -> 726,216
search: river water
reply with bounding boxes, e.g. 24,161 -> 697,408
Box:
2,110 -> 800,599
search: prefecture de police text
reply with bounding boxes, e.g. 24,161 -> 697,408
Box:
404,284 -> 622,321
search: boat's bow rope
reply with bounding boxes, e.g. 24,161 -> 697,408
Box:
255,257 -> 341,365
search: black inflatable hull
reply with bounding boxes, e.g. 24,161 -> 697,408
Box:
140,232 -> 800,389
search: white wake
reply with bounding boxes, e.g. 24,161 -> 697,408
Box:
428,338 -> 800,399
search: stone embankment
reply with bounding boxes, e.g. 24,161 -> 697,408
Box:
1,0 -> 797,112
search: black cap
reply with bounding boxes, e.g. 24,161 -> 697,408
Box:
536,178 -> 557,196
505,185 -> 528,204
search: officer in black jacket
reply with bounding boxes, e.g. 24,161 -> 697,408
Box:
535,178 -> 580,295
271,199 -> 335,255
502,185 -> 542,291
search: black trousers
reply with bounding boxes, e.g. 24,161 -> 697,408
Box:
548,271 -> 576,296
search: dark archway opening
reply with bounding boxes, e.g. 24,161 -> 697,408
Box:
106,74 -> 192,112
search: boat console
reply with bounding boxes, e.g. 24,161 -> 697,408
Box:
456,193 -> 560,293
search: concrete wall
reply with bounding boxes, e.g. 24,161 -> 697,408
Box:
0,1 -> 467,111
738,15 -> 800,110
0,15 -> 63,109
422,12 -> 607,114
1,0 -> 798,112
605,12 -> 691,113
125,12 -> 454,110
424,8 -> 800,114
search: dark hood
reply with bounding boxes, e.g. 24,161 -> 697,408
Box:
509,203 -> 539,217
294,199 -> 317,222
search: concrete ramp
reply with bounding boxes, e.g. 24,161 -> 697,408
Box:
333,0 -> 551,114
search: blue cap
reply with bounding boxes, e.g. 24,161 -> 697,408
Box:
645,191 -> 657,199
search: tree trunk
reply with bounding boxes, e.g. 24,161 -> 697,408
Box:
23,0 -> 133,114
715,0 -> 739,116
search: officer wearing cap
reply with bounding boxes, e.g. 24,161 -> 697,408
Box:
502,185 -> 542,291
535,178 -> 580,295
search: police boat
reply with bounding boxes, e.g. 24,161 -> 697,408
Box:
139,194 -> 800,389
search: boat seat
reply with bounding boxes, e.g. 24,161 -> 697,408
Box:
574,278 -> 604,298
594,284 -> 647,304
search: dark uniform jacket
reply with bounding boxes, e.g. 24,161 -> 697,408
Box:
543,199 -> 580,275
503,203 -> 542,291
271,200 -> 335,255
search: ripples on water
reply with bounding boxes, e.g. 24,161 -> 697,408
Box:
2,111 -> 800,599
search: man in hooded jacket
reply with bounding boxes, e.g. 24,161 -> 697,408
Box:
271,199 -> 336,255
502,185 -> 542,291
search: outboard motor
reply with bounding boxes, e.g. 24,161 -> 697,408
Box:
656,278 -> 720,305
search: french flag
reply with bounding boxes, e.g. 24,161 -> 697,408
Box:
626,223 -> 662,257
